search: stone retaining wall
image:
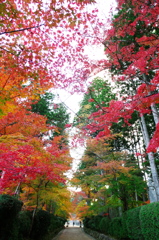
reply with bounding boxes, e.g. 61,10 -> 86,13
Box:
84,228 -> 117,240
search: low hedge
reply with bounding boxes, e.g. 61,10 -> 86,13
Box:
48,214 -> 66,232
83,202 -> 159,240
126,206 -> 144,240
140,202 -> 159,240
99,217 -> 110,235
30,209 -> 51,240
19,210 -> 32,239
0,194 -> 66,240
0,194 -> 23,240
83,217 -> 91,228
94,215 -> 104,231
109,217 -> 126,240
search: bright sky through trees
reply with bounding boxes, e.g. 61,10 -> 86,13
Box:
60,0 -> 117,180
54,0 -> 116,123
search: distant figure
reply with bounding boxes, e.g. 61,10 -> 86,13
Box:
79,221 -> 82,228
73,221 -> 75,227
66,221 -> 69,227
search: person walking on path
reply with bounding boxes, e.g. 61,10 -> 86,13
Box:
79,221 -> 82,228
52,227 -> 95,240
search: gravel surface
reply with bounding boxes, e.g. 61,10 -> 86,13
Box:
52,227 -> 96,240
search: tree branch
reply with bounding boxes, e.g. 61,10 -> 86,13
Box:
0,24 -> 44,36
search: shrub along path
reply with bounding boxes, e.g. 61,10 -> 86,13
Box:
52,227 -> 95,240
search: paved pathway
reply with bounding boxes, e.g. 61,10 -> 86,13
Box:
52,227 -> 95,240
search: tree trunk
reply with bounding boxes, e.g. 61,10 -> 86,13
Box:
151,103 -> 159,125
140,114 -> 159,201
143,73 -> 159,124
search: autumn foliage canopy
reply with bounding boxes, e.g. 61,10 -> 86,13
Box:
1,0 -> 159,217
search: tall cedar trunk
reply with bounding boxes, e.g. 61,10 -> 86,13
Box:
140,114 -> 159,201
151,103 -> 159,125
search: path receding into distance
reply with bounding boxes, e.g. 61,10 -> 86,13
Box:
52,227 -> 95,240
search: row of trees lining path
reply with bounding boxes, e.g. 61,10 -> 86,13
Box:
70,0 -> 159,219
1,0 -> 159,234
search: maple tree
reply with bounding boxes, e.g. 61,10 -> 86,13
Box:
72,136 -> 147,217
72,0 -> 159,203
106,0 -> 159,201
0,134 -> 70,190
70,190 -> 90,220
74,77 -> 143,156
100,0 -> 159,148
0,0 -> 102,97
0,0 -> 100,211
0,79 -> 72,201
1,0 -> 159,219
0,69 -> 72,207
0,104 -> 72,212
20,180 -> 72,218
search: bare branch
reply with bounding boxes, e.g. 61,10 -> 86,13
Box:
0,24 -> 44,36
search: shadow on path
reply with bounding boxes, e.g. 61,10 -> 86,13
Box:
52,227 -> 95,240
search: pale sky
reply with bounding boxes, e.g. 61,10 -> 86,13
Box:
55,0 -> 116,123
